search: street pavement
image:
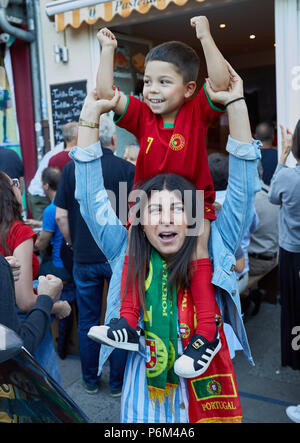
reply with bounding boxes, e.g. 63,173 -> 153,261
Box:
57,300 -> 300,423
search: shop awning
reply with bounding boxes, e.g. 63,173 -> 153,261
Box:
46,0 -> 197,32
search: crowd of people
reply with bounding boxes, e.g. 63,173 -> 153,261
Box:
0,15 -> 299,423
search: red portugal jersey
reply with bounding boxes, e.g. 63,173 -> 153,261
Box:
115,85 -> 225,220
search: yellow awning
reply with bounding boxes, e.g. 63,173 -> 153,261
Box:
55,0 -> 192,32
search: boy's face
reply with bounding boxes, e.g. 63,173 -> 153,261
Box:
143,61 -> 195,123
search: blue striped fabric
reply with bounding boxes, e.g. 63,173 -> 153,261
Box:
121,338 -> 189,423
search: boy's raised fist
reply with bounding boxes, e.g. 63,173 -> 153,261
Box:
97,27 -> 117,49
190,16 -> 211,40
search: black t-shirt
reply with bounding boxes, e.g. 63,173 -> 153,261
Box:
0,146 -> 24,178
54,148 -> 135,264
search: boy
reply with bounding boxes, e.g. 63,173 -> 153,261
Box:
90,17 -> 230,378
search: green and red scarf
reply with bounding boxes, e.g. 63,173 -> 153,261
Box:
144,248 -> 178,404
144,248 -> 242,422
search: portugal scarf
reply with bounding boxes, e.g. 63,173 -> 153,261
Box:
144,248 -> 179,404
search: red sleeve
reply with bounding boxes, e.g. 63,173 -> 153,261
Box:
114,95 -> 149,139
7,221 -> 37,252
197,84 -> 226,126
7,221 -> 39,279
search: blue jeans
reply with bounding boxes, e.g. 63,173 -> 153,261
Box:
73,261 -> 127,389
17,308 -> 61,384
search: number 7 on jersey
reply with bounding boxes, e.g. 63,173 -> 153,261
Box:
146,137 -> 154,154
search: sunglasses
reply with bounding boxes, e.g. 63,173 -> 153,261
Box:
12,178 -> 20,189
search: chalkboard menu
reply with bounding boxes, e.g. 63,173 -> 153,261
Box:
50,80 -> 87,145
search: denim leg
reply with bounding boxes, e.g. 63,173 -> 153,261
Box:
109,349 -> 128,391
73,261 -> 111,387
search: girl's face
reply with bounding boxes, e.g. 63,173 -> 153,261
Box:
142,189 -> 187,260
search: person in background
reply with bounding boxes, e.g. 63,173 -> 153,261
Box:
255,122 -> 277,185
0,145 -> 24,194
248,160 -> 279,276
28,167 -> 71,283
0,253 -> 63,355
27,142 -> 64,221
48,122 -> 78,171
269,121 -> 300,371
123,144 -> 139,165
0,170 -> 70,382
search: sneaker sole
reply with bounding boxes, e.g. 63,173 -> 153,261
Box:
174,341 -> 222,378
286,407 -> 300,423
88,326 -> 139,352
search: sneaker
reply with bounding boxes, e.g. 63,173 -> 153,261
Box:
174,330 -> 221,378
88,317 -> 140,351
81,379 -> 99,395
110,389 -> 122,398
286,405 -> 300,423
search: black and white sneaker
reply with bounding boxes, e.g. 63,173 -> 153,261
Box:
174,330 -> 221,378
88,317 -> 140,351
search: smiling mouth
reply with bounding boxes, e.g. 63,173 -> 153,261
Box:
149,98 -> 165,104
159,232 -> 177,242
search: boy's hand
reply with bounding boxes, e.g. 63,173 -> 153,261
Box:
97,27 -> 117,49
190,16 -> 211,40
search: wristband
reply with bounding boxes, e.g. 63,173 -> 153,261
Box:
225,97 -> 245,108
79,119 -> 99,129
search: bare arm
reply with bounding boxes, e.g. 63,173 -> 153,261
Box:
191,16 -> 230,91
55,207 -> 72,245
35,230 -> 52,252
96,28 -> 127,115
13,238 -> 37,312
77,89 -> 121,148
205,63 -> 252,143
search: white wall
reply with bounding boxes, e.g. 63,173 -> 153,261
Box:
275,0 -> 300,165
40,0 -> 96,149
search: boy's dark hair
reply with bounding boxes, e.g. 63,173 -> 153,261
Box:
292,119 -> 300,161
145,41 -> 200,83
41,167 -> 61,191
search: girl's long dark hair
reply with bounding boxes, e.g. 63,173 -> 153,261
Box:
123,173 -> 201,310
0,171 -> 22,254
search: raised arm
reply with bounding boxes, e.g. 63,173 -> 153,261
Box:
268,125 -> 293,205
70,89 -> 128,263
191,16 -> 229,92
96,28 -> 127,115
205,64 -> 260,253
205,63 -> 251,142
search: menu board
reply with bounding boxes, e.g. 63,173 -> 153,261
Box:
50,80 -> 87,145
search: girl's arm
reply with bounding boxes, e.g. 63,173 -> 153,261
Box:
13,238 -> 37,312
